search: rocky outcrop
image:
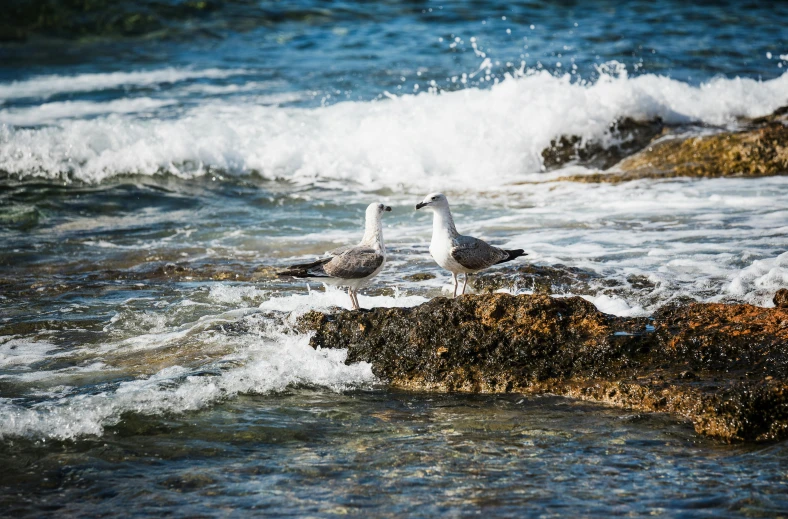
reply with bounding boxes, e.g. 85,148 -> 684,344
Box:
563,123 -> 788,183
541,118 -> 666,171
541,106 -> 788,182
775,289 -> 788,309
298,293 -> 788,442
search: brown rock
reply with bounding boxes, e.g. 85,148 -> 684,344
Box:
472,263 -> 599,295
556,122 -> 788,183
298,293 -> 788,442
541,118 -> 666,171
775,288 -> 788,309
404,272 -> 436,282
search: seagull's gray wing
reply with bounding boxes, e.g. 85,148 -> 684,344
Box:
450,236 -> 509,270
323,247 -> 384,279
277,256 -> 333,278
327,244 -> 353,255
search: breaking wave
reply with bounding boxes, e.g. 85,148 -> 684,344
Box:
1,67 -> 787,187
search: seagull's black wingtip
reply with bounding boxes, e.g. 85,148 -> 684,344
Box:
496,249 -> 527,265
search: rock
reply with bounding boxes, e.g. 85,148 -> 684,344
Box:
749,105 -> 788,126
472,263 -> 599,294
404,272 -> 436,282
556,122 -> 788,183
135,262 -> 280,282
298,293 -> 788,442
775,289 -> 788,309
472,264 -> 664,311
541,118 -> 666,171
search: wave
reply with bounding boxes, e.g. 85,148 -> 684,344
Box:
0,98 -> 176,126
0,335 -> 374,440
1,69 -> 787,187
0,67 -> 251,101
0,289 -> 426,440
727,251 -> 788,307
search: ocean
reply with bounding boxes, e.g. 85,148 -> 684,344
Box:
1,1 -> 787,516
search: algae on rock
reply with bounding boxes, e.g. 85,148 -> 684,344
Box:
553,122 -> 788,183
298,293 -> 788,443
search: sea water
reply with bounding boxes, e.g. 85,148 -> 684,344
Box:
1,1 -> 787,516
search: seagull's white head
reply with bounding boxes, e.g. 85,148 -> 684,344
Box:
415,192 -> 449,211
366,202 -> 392,220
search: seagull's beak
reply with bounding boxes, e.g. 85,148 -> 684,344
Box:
385,206 -> 392,212
415,202 -> 427,210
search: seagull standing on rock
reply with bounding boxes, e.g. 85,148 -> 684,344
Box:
278,202 -> 392,310
416,193 -> 526,298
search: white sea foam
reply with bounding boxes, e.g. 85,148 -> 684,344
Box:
1,70 -> 786,185
0,67 -> 250,101
0,284 -> 432,439
0,338 -> 61,368
727,252 -> 788,307
259,286 -> 428,314
0,332 -> 375,440
581,294 -> 648,317
208,284 -> 270,305
0,98 -> 176,126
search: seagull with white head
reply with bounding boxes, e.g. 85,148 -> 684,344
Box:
416,193 -> 526,297
278,202 -> 392,310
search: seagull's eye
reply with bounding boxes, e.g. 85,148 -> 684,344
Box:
431,196 -> 437,201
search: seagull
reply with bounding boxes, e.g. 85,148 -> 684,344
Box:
278,202 -> 392,310
416,193 -> 526,297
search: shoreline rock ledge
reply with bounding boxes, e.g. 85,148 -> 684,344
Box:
297,293 -> 788,443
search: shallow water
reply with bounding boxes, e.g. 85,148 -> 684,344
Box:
2,0 -> 788,516
3,391 -> 788,518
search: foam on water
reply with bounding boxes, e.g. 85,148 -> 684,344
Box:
581,294 -> 648,317
0,287 -> 437,440
0,67 -> 251,101
258,286 -> 428,314
0,332 -> 375,440
0,338 -> 62,368
727,252 -> 788,307
0,98 -> 176,127
208,284 -> 270,305
1,69 -> 787,186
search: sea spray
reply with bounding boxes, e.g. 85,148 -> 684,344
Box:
2,69 -> 787,186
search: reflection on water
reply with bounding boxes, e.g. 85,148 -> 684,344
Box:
3,391 -> 787,518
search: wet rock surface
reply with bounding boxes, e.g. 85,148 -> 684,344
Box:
555,122 -> 788,183
471,263 -> 677,312
540,106 -> 788,182
541,118 -> 667,171
298,293 -> 788,443
472,263 -> 603,295
775,289 -> 788,309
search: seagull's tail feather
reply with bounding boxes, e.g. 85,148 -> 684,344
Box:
278,258 -> 332,278
496,249 -> 527,265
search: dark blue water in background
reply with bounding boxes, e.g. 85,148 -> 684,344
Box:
2,1 -> 787,107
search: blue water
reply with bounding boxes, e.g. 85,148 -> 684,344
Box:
2,1 -> 787,107
1,1 -> 788,516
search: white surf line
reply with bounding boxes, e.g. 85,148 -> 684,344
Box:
0,67 -> 253,101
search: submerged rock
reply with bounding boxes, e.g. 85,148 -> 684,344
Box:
298,293 -> 788,442
148,262 -> 279,282
403,272 -> 437,282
